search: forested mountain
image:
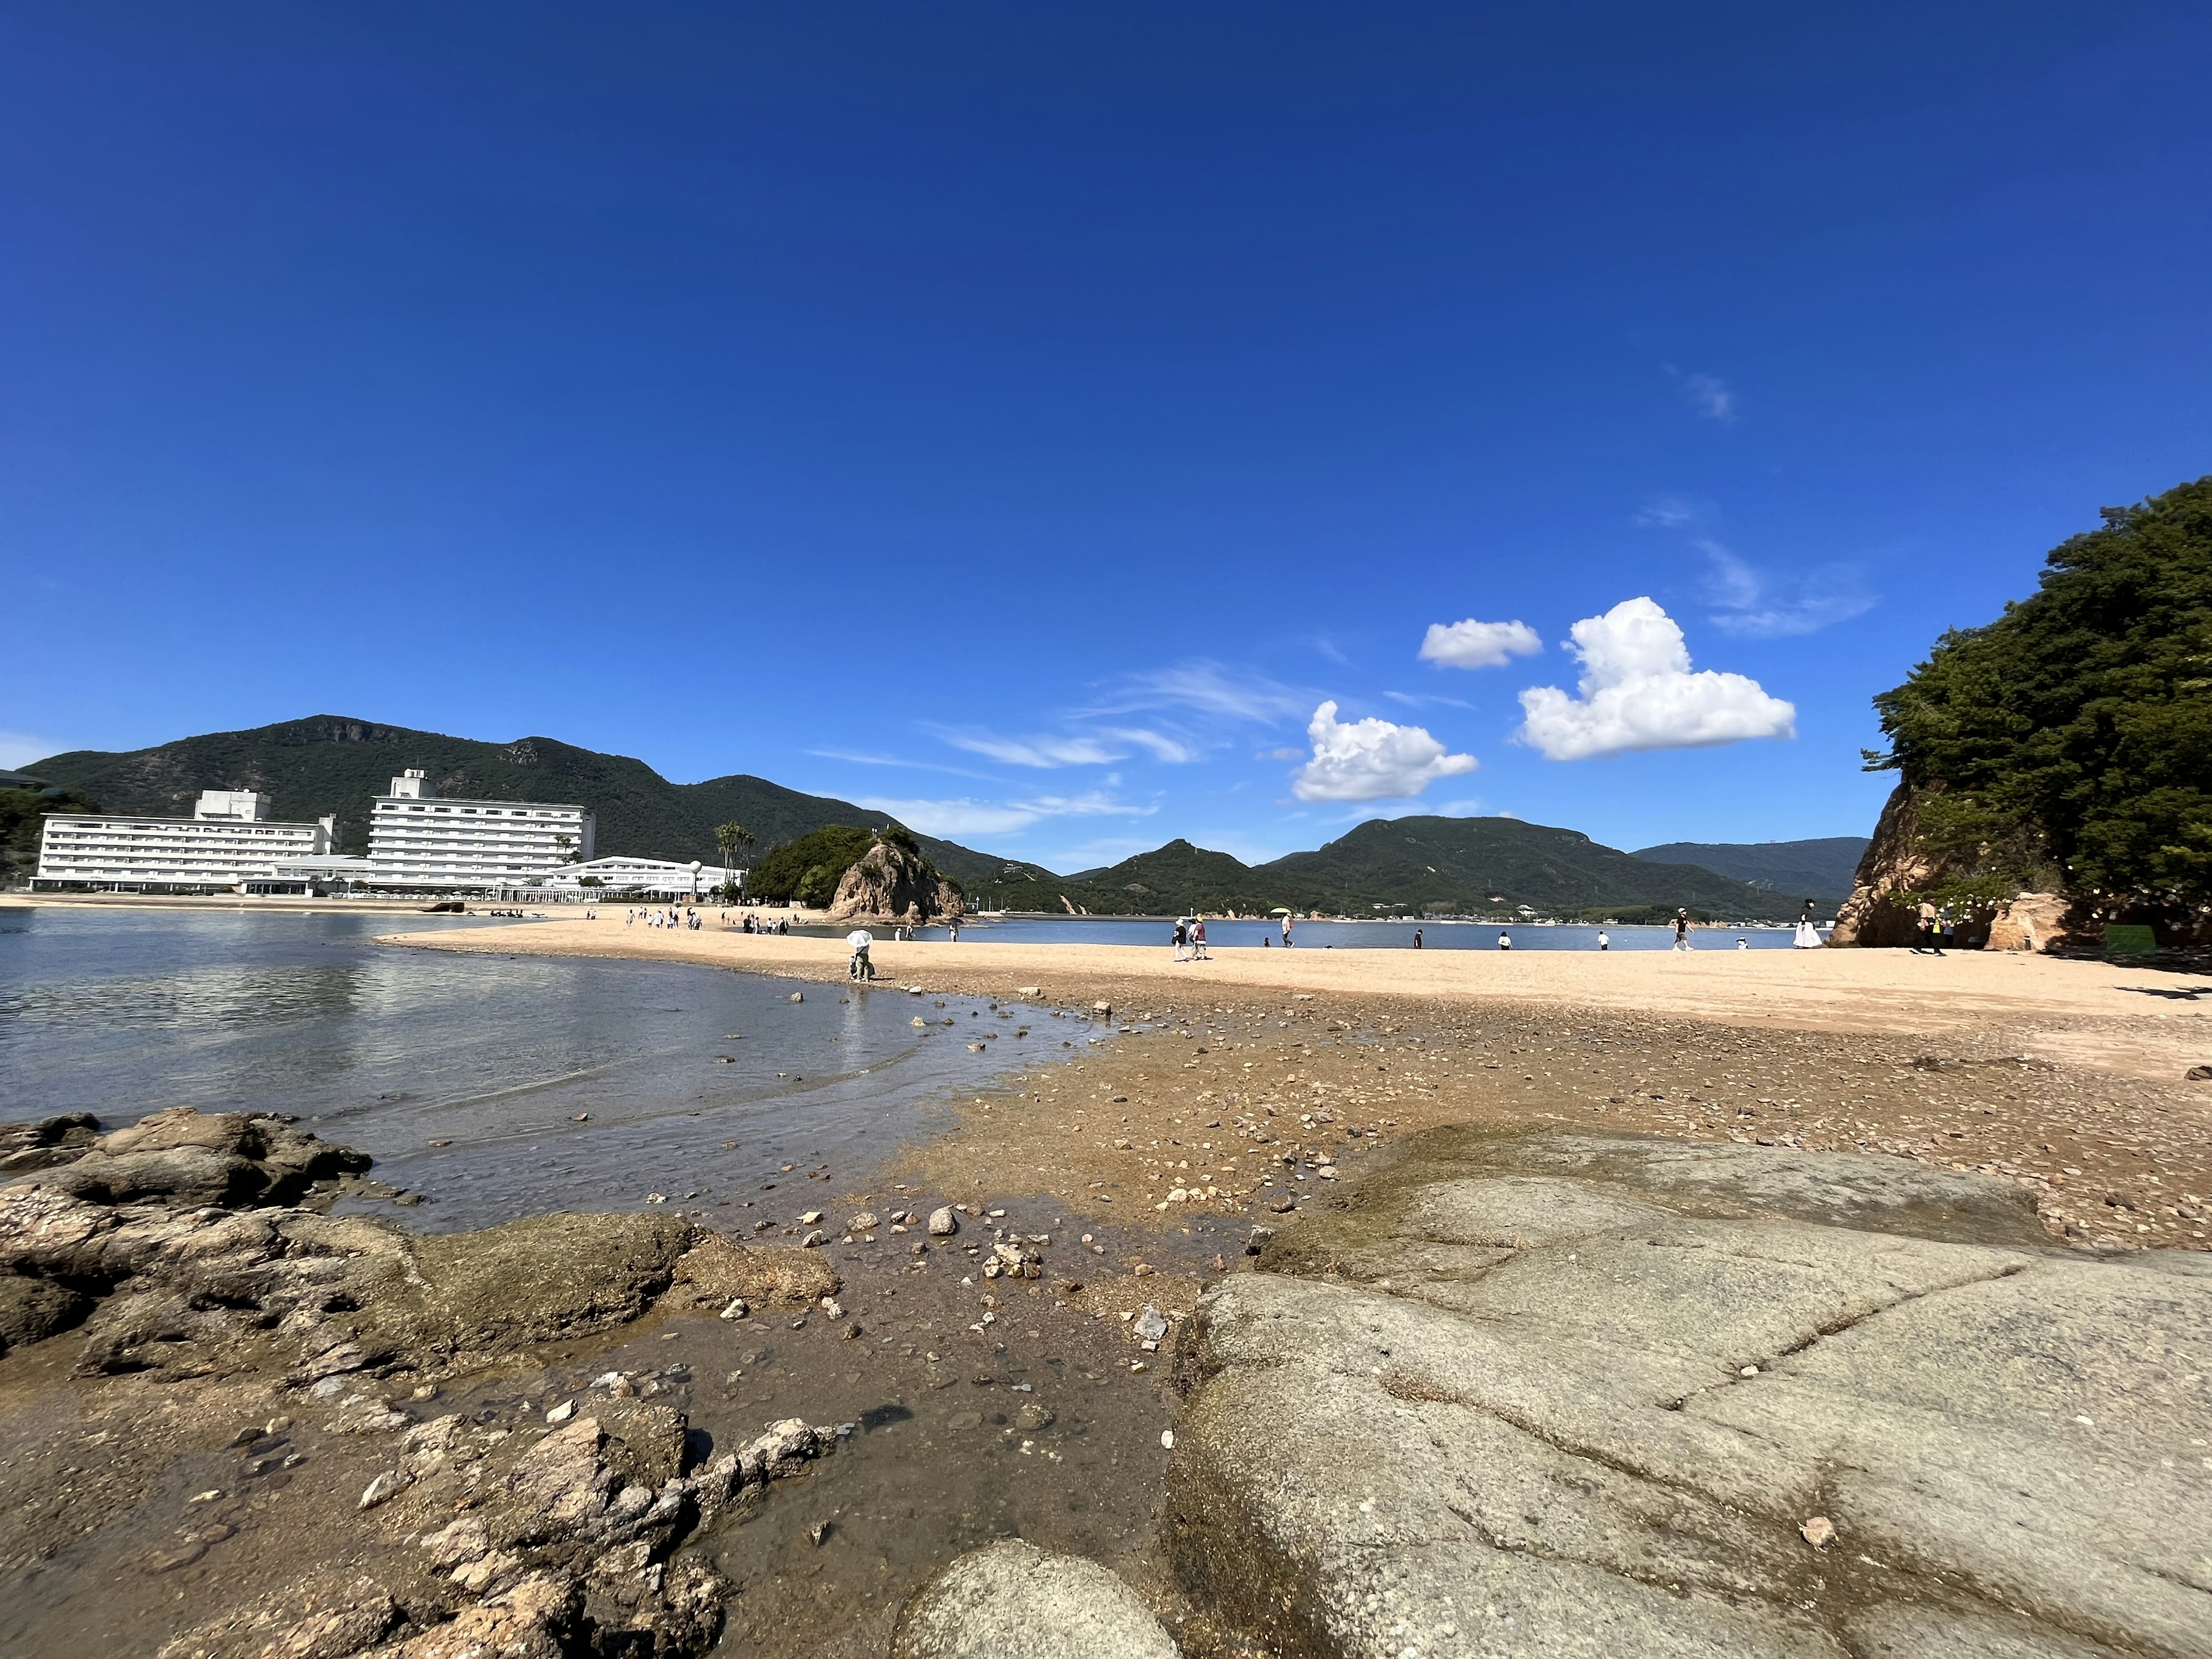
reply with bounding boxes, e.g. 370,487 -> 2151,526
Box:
25,716 -> 1001,880
28,718 -> 1799,919
1632,837 -> 1868,901
968,819 -> 1799,920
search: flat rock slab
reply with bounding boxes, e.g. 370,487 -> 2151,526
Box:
893,1540 -> 1180,1659
1171,1127 -> 2212,1658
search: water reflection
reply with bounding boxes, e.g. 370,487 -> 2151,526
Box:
0,908 -> 1080,1232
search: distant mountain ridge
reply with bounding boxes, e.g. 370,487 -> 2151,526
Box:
31,717 -> 1807,919
1631,836 -> 1870,902
25,715 -> 1017,885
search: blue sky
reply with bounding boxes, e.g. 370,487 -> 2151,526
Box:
3,3 -> 2207,870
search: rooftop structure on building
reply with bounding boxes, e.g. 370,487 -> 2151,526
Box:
33,789 -> 338,893
365,770 -> 594,892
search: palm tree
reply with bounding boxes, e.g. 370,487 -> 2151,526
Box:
714,822 -> 753,898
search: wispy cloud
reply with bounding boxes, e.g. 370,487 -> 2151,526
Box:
1683,372 -> 1736,422
1383,691 -> 1472,710
859,791 -> 1155,839
926,728 -> 1122,768
1079,660 -> 1309,725
1699,541 -> 1877,638
1634,494 -> 1699,528
808,748 -> 997,781
1255,745 -> 1304,762
1100,726 -> 1202,764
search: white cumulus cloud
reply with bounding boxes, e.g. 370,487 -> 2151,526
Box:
1417,618 -> 1543,671
1515,597 -> 1795,761
1291,702 -> 1478,802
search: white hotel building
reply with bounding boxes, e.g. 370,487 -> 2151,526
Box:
364,771 -> 594,891
34,790 -> 337,893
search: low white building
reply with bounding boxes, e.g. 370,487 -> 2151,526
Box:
522,855 -> 743,899
365,770 -> 595,892
35,790 -> 337,893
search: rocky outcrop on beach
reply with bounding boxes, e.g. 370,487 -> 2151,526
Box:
1829,782 -> 2088,950
827,837 -> 964,925
1165,1126 -> 2212,1658
2,1107 -> 851,1658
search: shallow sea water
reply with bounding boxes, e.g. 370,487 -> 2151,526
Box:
0,907 -> 1087,1231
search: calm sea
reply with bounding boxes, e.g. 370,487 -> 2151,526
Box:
0,907 -> 1086,1231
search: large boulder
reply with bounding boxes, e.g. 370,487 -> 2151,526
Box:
827,838 -> 963,925
0,1111 -> 100,1176
33,1107 -> 370,1207
1169,1127 -> 2212,1658
893,1540 -> 1181,1659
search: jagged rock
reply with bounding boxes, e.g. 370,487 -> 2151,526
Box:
0,1111 -> 100,1176
1171,1125 -> 2212,1659
36,1107 -> 370,1206
892,1540 -> 1180,1658
827,838 -> 964,925
0,1271 -> 89,1354
155,1573 -> 402,1659
363,1572 -> 584,1659
1828,783 -> 2089,951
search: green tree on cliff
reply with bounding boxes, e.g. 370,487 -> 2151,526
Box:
1865,476 -> 2212,921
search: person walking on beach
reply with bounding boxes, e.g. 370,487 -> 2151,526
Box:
1282,915 -> 1294,948
1172,919 -> 1188,962
1191,916 -> 1210,960
1914,900 -> 1944,955
1672,909 -> 1692,951
1413,927 -> 1423,949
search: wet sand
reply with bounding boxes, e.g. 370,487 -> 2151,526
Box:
389,916 -> 2212,1256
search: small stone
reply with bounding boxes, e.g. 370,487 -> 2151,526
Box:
790,991 -> 804,1002
1015,1402 -> 1055,1431
1160,1430 -> 1175,1449
1801,1516 -> 1837,1549
1133,1305 -> 1169,1343
849,1211 -> 878,1231
810,1520 -> 831,1546
1267,1194 -> 1296,1213
646,1193 -> 668,1205
544,1399 -> 575,1423
929,1207 -> 960,1237
719,1297 -> 750,1321
801,1229 -> 826,1248
358,1469 -> 412,1510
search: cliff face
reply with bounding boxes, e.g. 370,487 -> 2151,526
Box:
826,840 -> 964,924
1828,783 -> 2085,951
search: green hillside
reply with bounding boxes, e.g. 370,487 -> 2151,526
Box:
27,718 -> 1797,919
1632,836 -> 1868,901
24,716 -> 995,880
1257,817 -> 1800,921
976,819 -> 1798,920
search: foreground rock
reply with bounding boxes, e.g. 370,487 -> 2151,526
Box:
893,1540 -> 1181,1659
3,1107 -> 849,1658
1169,1126 -> 2212,1658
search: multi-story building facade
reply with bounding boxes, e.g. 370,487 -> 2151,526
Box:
33,791 -> 337,892
365,771 -> 594,891
523,855 -> 743,898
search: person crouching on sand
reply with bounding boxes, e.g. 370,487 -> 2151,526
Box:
1498,931 -> 1512,950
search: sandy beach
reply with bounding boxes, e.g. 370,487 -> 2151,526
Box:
387,915 -> 2212,1256
383,914 -> 2212,1078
